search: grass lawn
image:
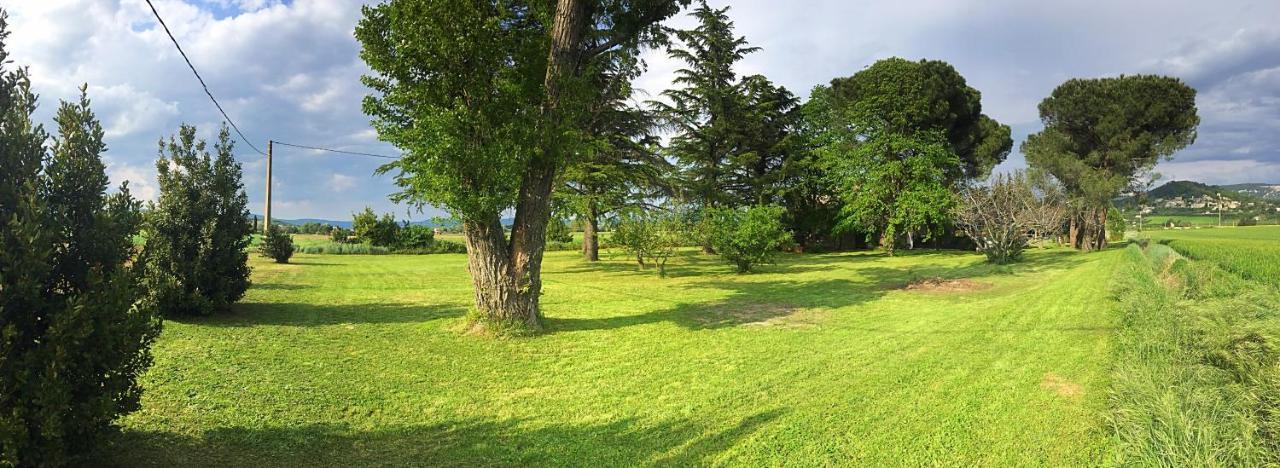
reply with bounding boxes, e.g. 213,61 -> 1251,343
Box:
112,247 -> 1121,466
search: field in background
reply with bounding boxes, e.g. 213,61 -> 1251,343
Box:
1147,225 -> 1280,282
112,247 -> 1118,466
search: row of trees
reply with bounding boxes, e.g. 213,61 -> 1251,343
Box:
355,0 -> 1199,332
0,12 -> 255,462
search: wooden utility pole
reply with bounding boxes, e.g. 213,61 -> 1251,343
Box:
264,140 -> 273,234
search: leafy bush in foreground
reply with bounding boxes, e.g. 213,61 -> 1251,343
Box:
258,225 -> 295,263
0,37 -> 160,465
613,210 -> 684,277
705,205 -> 792,273
141,124 -> 253,317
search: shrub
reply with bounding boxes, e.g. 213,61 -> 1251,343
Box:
613,210 -> 684,277
705,205 -> 792,273
141,124 -> 253,317
1237,217 -> 1258,227
545,217 -> 574,243
954,171 -> 1066,264
329,226 -> 354,243
397,224 -> 435,249
1108,206 -> 1127,241
352,207 -> 400,246
258,225 -> 295,263
0,57 -> 160,466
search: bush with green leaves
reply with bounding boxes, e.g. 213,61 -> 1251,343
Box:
612,210 -> 685,277
1108,206 -> 1127,241
0,24 -> 161,464
329,226 -> 354,243
397,224 -> 435,249
258,225 -> 295,263
545,217 -> 574,243
352,207 -> 400,246
141,124 -> 253,317
705,205 -> 792,273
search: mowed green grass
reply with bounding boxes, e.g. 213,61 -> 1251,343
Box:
1148,225 -> 1280,282
112,247 -> 1121,466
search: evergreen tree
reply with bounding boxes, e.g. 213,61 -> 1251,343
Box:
0,13 -> 159,463
1022,75 -> 1198,251
655,1 -> 758,211
822,58 -> 1012,253
560,48 -> 670,261
726,74 -> 799,206
141,124 -> 252,317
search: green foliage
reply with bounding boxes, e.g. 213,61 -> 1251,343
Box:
297,239 -> 467,255
397,224 -> 436,249
826,132 -> 958,255
545,217 -> 574,243
258,225 -> 295,264
828,57 -> 1012,181
352,207 -> 400,247
0,21 -> 160,464
1107,206 -> 1127,240
1022,75 -> 1199,250
329,226 -> 353,243
611,210 -> 685,277
704,205 -> 792,273
141,124 -> 253,317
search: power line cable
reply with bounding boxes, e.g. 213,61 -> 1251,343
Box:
273,141 -> 401,160
144,0 -> 266,156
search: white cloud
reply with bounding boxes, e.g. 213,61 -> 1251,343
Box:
329,173 -> 355,192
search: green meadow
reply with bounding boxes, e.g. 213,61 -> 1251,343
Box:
112,247 -> 1120,466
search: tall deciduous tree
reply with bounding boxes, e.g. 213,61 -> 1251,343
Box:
1022,75 -> 1199,251
0,14 -> 160,462
357,0 -> 687,333
822,58 -> 1011,253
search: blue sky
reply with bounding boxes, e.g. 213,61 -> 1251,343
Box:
7,0 -> 1279,220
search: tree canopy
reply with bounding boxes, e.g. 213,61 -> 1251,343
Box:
1022,75 -> 1199,250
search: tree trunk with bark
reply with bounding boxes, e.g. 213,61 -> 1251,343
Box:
582,200 -> 599,261
465,0 -> 591,333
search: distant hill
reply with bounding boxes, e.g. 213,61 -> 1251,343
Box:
1148,180 -> 1223,200
1222,183 -> 1280,201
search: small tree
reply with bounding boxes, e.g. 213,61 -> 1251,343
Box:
613,210 -> 684,277
329,226 -> 353,243
705,205 -> 792,273
352,207 -> 399,247
141,124 -> 253,317
258,225 -> 295,263
954,171 -> 1066,264
1107,206 -> 1127,241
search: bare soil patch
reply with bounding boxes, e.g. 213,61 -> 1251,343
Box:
901,277 -> 992,293
697,302 -> 822,327
1041,373 -> 1084,399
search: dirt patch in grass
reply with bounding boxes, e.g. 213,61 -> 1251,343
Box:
900,277 -> 992,294
696,302 -> 821,327
1041,373 -> 1083,399
741,307 -> 829,328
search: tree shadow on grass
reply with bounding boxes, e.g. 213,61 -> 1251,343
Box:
547,277 -> 887,332
547,248 -> 1090,334
167,302 -> 466,327
108,409 -> 787,467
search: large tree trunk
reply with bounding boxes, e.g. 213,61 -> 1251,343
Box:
467,0 -> 591,333
461,217 -> 537,330
582,200 -> 599,261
